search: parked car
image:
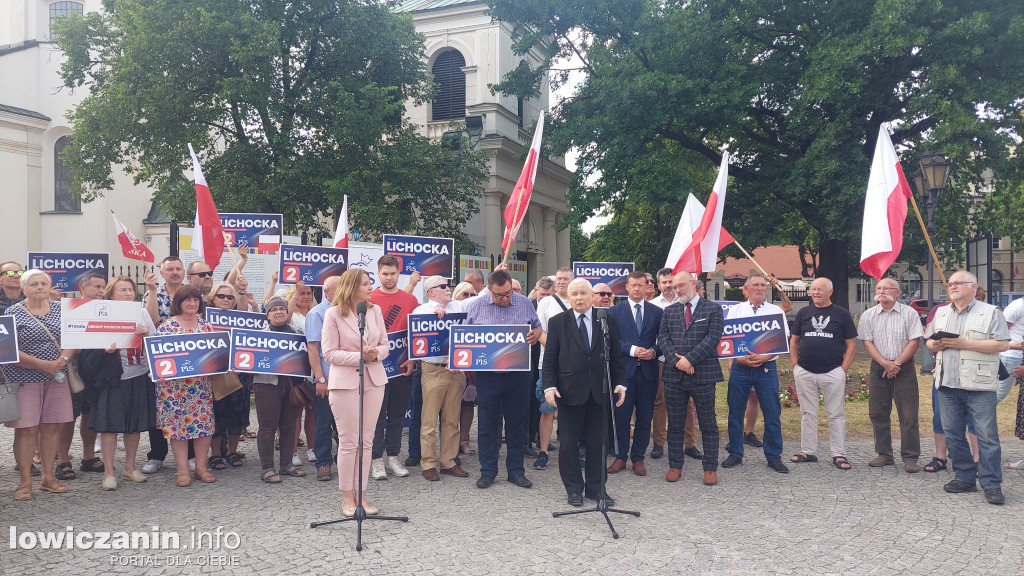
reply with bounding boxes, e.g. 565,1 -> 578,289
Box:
909,298 -> 948,316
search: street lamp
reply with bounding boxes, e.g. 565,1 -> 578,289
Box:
916,152 -> 952,308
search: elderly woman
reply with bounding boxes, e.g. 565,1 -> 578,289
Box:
206,282 -> 251,470
285,281 -> 316,466
2,270 -> 76,500
78,276 -> 156,490
253,296 -> 306,483
451,282 -> 478,455
154,285 -> 216,487
323,268 -> 389,516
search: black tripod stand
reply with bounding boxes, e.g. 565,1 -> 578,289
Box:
552,309 -> 640,538
311,302 -> 408,551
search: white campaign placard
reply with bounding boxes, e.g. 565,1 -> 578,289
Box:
60,298 -> 147,349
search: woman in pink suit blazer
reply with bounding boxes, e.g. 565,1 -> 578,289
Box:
322,268 -> 390,516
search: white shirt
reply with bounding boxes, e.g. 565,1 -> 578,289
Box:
537,294 -> 571,366
651,293 -> 677,310
726,299 -> 790,362
626,297 -> 647,358
543,307 -> 624,393
1002,297 -> 1024,359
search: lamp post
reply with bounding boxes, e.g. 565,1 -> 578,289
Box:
916,152 -> 952,309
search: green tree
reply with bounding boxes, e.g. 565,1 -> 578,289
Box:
56,0 -> 487,245
488,0 -> 1024,307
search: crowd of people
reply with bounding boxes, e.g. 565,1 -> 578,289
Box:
1,255 -> 1021,508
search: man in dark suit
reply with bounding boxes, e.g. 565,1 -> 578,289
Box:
607,271 -> 663,476
543,279 -> 627,506
659,271 -> 725,486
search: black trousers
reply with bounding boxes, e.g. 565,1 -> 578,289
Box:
372,374 -> 412,459
557,397 -> 608,497
147,428 -> 194,461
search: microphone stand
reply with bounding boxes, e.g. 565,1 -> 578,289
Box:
552,311 -> 640,538
311,304 -> 408,551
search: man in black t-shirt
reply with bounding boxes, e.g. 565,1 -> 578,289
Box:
789,277 -> 857,470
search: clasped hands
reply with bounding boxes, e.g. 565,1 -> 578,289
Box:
544,386 -> 625,409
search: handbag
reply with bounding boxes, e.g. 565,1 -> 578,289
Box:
0,381 -> 20,423
14,303 -> 84,393
289,378 -> 315,407
210,372 -> 243,401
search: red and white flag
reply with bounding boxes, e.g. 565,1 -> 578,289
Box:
671,152 -> 731,273
859,126 -> 912,280
111,211 -> 155,263
502,111 -> 545,255
664,193 -> 734,272
257,235 -> 281,254
188,144 -> 226,270
333,195 -> 349,248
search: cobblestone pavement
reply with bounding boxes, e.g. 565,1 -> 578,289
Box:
1,416 -> 1021,576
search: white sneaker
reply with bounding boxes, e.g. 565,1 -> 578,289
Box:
94,439 -> 102,453
370,458 -> 387,480
385,456 -> 409,477
305,449 -> 316,462
117,435 -> 125,451
1007,458 -> 1024,470
188,458 -> 196,472
142,459 -> 163,474
291,453 -> 302,467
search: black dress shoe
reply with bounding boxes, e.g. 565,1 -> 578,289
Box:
404,456 -> 420,468
684,446 -> 703,460
587,493 -> 615,506
523,445 -> 539,457
721,455 -> 742,468
767,458 -> 790,473
547,441 -> 558,452
476,475 -> 495,489
507,474 -> 533,488
568,492 -> 584,507
743,432 -> 764,448
650,444 -> 664,459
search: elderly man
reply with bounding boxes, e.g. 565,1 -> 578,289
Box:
186,261 -> 215,295
512,279 -> 523,294
659,271 -> 725,485
532,267 -> 575,466
464,269 -> 485,295
593,283 -> 614,308
306,275 -> 342,481
644,273 -> 657,301
543,279 -> 627,505
789,277 -> 857,470
465,269 -> 543,489
858,278 -> 923,472
926,271 -> 1009,505
721,273 -> 790,473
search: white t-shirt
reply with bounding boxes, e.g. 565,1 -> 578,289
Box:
536,294 -> 571,366
1001,297 -> 1024,359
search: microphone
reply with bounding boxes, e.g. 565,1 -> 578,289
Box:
357,301 -> 367,331
596,308 -> 609,335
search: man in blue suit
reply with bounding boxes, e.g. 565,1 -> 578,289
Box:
607,271 -> 663,476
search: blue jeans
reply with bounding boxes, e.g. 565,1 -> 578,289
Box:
312,391 -> 336,469
406,367 -> 422,459
937,386 -> 1002,490
613,372 -> 657,462
932,385 -> 975,435
476,371 -> 530,478
997,354 -> 1021,403
726,362 -> 783,460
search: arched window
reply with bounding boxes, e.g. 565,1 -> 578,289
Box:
49,2 -> 83,40
431,50 -> 466,122
54,136 -> 80,212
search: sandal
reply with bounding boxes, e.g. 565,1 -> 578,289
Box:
460,441 -> 476,455
283,464 -> 306,477
832,456 -> 852,471
261,469 -> 281,484
923,457 -> 947,472
79,457 -> 104,473
55,462 -> 77,481
193,468 -> 216,483
37,479 -> 69,493
226,453 -> 244,468
176,472 -> 192,487
790,453 -> 818,463
245,430 -> 257,439
14,484 -> 32,501
208,456 -> 227,471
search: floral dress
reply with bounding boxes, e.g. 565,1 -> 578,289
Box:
155,317 -> 215,440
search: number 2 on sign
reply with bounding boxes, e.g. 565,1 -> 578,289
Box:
717,340 -> 733,357
412,337 -> 427,357
453,349 -> 471,368
283,266 -> 299,283
234,351 -> 254,370
157,358 -> 177,377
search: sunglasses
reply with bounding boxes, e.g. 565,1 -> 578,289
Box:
595,291 -> 613,297
461,292 -> 477,298
215,294 -> 235,301
429,283 -> 449,290
2,270 -> 25,277
190,271 -> 214,278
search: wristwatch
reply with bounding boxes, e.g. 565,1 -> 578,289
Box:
316,376 -> 326,384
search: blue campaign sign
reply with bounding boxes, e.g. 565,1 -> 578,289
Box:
449,324 -> 531,372
714,300 -> 740,312
407,312 -> 468,362
27,252 -> 109,292
279,244 -> 348,287
0,316 -> 19,364
145,332 -> 230,379
229,328 -> 311,378
718,312 -> 789,359
383,234 -> 455,278
383,331 -> 409,379
219,213 -> 283,251
572,261 -> 635,297
205,308 -> 269,332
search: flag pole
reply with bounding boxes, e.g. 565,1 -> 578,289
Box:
501,186 -> 526,266
907,194 -> 949,294
731,239 -> 793,308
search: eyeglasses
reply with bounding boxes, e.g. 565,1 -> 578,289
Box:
459,293 -> 476,299
491,289 -> 513,299
2,270 -> 24,277
595,291 -> 613,297
190,271 -> 214,278
947,281 -> 975,288
429,283 -> 449,290
268,306 -> 288,313
215,294 -> 235,301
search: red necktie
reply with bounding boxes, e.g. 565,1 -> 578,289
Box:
685,302 -> 692,329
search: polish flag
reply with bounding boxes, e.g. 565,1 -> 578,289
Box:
671,152 -> 731,273
188,144 -> 226,270
664,193 -> 734,272
111,211 -> 155,263
257,235 -> 281,254
502,111 -> 544,255
859,126 -> 912,280
333,195 -> 349,248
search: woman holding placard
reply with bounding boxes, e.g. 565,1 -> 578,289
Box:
154,285 -> 216,487
206,282 -> 251,470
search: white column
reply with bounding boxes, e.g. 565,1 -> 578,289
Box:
556,214 -> 570,269
484,191 -> 503,260
541,208 -> 557,276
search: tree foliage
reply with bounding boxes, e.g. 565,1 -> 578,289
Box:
487,0 -> 1024,306
56,0 -> 487,245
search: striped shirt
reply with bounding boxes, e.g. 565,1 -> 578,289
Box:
857,301 -> 923,361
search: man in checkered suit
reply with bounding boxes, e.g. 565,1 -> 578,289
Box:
658,271 -> 725,485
